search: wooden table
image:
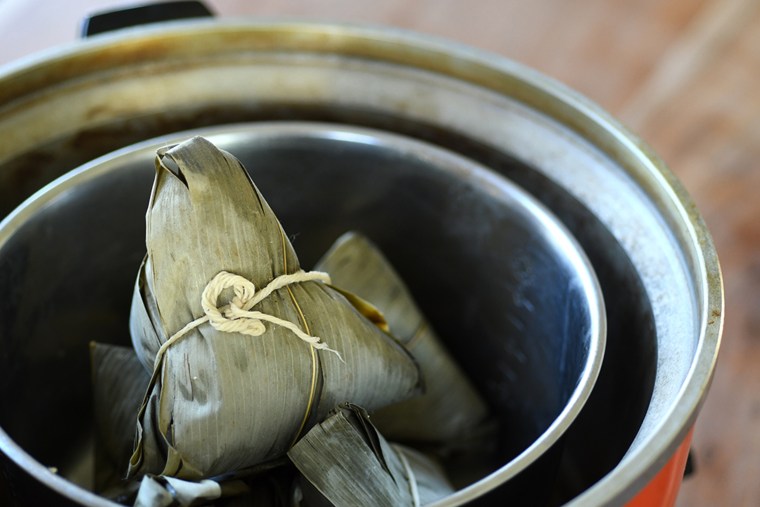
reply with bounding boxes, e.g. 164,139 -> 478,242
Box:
1,0 -> 756,505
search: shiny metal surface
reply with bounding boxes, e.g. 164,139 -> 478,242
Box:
0,123 -> 605,506
0,20 -> 722,506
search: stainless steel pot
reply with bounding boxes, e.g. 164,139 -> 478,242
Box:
0,19 -> 722,506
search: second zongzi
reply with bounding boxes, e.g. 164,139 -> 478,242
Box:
316,232 -> 491,445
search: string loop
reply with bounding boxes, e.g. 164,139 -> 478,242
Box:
153,270 -> 340,369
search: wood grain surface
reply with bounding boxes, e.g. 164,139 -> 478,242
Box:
1,0 -> 757,505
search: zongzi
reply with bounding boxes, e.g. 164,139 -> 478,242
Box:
316,232 -> 491,444
128,137 -> 422,480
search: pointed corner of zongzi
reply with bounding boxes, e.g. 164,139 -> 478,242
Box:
288,403 -> 455,506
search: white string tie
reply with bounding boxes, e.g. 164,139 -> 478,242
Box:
154,270 -> 341,368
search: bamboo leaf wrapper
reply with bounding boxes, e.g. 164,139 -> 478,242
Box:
127,137 -> 422,480
316,232 -> 491,444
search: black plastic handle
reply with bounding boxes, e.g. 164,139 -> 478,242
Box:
80,1 -> 213,37
683,449 -> 696,478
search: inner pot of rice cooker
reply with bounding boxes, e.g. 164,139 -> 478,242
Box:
0,122 -> 605,506
0,15 -> 722,507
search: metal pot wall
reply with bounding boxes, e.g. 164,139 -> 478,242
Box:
0,19 -> 722,506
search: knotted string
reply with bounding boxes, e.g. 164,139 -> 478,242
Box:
153,270 -> 341,369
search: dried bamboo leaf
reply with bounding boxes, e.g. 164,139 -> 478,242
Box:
133,476 -> 174,507
128,137 -> 421,481
134,476 -> 222,507
133,469 -> 298,507
90,342 -> 151,491
315,232 -> 490,443
288,404 -> 454,507
393,445 -> 457,504
129,256 -> 166,372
